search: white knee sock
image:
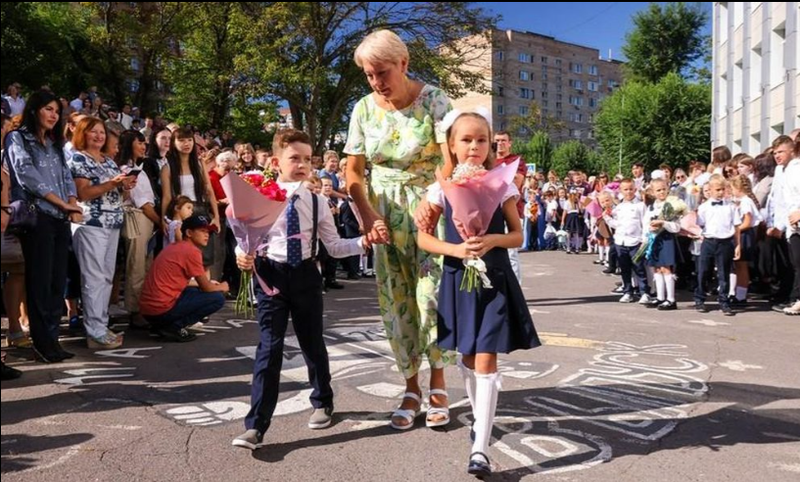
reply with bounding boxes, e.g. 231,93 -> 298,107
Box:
458,359 -> 476,413
598,245 -> 605,261
665,272 -> 676,302
471,372 -> 501,459
653,271 -> 666,301
735,286 -> 748,301
729,274 -> 737,297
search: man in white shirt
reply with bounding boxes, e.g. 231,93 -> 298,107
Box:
70,91 -> 87,113
781,142 -> 800,315
120,104 -> 133,130
765,136 -> 797,306
4,83 -> 25,116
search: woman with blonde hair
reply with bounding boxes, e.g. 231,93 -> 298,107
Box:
345,30 -> 454,431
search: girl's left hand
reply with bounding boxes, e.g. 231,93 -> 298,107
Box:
733,244 -> 741,261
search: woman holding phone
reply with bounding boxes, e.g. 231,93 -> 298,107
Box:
117,130 -> 161,328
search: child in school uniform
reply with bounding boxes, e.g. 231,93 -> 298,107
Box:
416,111 -> 540,478
643,179 -> 682,310
231,129 -> 372,450
729,174 -> 761,305
562,189 -> 585,254
695,175 -> 742,316
603,179 -> 652,304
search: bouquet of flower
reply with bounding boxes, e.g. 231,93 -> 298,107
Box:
221,172 -> 287,317
633,196 -> 688,263
437,159 -> 519,291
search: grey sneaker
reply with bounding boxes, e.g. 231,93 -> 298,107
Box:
231,429 -> 265,450
308,407 -> 333,429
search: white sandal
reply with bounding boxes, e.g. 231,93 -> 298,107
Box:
426,389 -> 451,428
389,392 -> 421,430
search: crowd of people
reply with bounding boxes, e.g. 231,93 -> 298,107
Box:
2,28 -> 799,479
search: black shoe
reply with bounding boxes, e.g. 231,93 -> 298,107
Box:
695,303 -> 709,313
721,305 -> 735,316
1,363 -> 22,380
729,297 -> 747,307
467,452 -> 492,479
32,344 -> 64,364
325,281 -> 345,290
602,268 -> 615,275
346,273 -> 361,280
157,326 -> 197,343
646,299 -> 663,309
54,341 -> 75,359
658,301 -> 678,311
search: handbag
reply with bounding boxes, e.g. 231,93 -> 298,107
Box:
8,199 -> 38,233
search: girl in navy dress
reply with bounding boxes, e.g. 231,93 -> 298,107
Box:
417,111 -> 540,478
643,179 -> 682,310
730,174 -> 761,305
561,190 -> 584,254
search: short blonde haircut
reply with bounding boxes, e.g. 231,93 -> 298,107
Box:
354,30 -> 409,68
323,150 -> 339,163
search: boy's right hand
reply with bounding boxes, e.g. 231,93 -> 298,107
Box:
236,252 -> 255,272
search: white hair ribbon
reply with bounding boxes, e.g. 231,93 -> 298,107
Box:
440,106 -> 493,133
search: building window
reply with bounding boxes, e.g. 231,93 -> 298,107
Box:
569,79 -> 583,90
589,98 -> 598,108
571,129 -> 582,138
569,96 -> 583,106
556,102 -> 563,110
542,82 -> 548,91
541,56 -> 548,64
519,105 -> 529,115
557,84 -> 562,93
542,73 -> 548,81
588,81 -> 598,92
542,65 -> 548,73
496,51 -> 504,61
542,91 -> 549,99
542,100 -> 549,108
557,94 -> 563,101
571,63 -> 583,74
518,52 -> 532,63
555,59 -> 562,67
519,88 -> 533,99
497,105 -> 504,115
589,65 -> 598,76
519,71 -> 530,81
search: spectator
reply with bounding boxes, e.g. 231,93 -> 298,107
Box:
120,104 -> 133,130
70,91 -> 88,113
139,215 -> 227,342
68,116 -> 134,349
6,90 -> 83,362
4,83 -> 26,116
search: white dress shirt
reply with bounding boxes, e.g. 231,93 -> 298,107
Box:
4,95 -> 25,116
697,199 -> 742,239
766,164 -> 787,231
253,182 -> 364,263
604,200 -> 646,247
735,195 -> 762,228
782,158 -> 800,236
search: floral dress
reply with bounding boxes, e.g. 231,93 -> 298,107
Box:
344,84 -> 454,377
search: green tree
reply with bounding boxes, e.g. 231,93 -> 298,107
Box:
1,3 -> 93,95
236,2 -> 497,153
514,131 -> 552,172
594,72 -> 711,174
551,140 -> 590,175
164,2 -> 245,130
622,2 -> 709,82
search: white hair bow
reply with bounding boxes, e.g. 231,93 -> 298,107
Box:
440,106 -> 493,133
